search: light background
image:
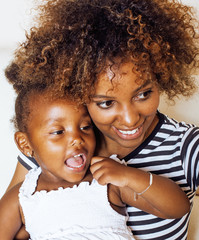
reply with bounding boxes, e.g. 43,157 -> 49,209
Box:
0,0 -> 199,197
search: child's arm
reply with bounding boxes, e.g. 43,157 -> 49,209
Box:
0,183 -> 24,240
90,156 -> 190,219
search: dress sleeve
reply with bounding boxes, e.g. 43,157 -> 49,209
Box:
18,152 -> 39,170
181,127 -> 199,192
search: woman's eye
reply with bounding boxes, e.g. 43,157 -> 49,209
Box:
134,90 -> 152,101
51,130 -> 64,135
96,100 -> 114,109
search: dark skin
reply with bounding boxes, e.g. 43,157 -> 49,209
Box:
0,184 -> 29,240
14,227 -> 29,240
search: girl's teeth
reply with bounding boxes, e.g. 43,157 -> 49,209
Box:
74,154 -> 83,158
119,128 -> 138,135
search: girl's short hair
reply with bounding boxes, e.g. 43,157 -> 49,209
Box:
13,83 -> 75,132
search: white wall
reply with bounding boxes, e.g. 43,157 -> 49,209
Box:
0,0 -> 34,197
0,0 -> 199,198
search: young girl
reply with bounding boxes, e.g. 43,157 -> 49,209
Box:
4,0 -> 199,239
0,84 -> 190,240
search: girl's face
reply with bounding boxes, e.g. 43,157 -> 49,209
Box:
24,96 -> 96,185
87,61 -> 160,157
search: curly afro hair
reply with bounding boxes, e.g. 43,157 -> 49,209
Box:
5,0 -> 199,102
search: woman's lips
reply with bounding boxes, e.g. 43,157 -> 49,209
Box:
112,125 -> 143,140
65,153 -> 87,172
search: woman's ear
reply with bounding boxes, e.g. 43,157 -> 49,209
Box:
14,132 -> 33,157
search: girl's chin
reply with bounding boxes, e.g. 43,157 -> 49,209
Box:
64,172 -> 88,184
66,163 -> 86,172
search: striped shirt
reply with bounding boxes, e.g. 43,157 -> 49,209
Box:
18,112 -> 199,240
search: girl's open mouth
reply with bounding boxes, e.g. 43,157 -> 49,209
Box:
65,153 -> 87,172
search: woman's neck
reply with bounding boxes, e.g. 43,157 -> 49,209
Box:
96,138 -> 134,159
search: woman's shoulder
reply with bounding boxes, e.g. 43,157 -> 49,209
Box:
159,112 -> 198,134
0,181 -> 22,209
159,112 -> 199,149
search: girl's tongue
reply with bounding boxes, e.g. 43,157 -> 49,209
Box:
66,156 -> 83,168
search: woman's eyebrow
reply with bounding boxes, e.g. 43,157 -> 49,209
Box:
91,94 -> 114,99
91,81 -> 152,99
135,80 -> 152,92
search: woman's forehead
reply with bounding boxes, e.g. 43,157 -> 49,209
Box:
97,61 -> 148,84
98,55 -> 156,83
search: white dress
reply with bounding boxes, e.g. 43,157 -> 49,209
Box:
19,167 -> 134,240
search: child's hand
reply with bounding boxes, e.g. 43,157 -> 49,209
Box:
90,156 -> 128,187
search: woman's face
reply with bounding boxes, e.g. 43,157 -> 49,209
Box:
87,61 -> 160,157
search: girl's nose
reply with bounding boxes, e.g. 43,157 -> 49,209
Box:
70,133 -> 84,147
71,138 -> 83,146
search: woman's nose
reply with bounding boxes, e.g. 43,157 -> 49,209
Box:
118,105 -> 139,127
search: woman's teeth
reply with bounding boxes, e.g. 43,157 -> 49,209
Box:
118,128 -> 139,135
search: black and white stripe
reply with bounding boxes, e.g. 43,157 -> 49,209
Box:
18,152 -> 39,170
124,112 -> 199,239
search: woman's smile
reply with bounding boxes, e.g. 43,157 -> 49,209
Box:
112,124 -> 143,140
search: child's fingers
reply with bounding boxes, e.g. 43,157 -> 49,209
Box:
90,162 -> 109,185
90,157 -> 102,175
90,157 -> 107,178
90,156 -> 104,165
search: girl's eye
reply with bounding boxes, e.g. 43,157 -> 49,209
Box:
134,90 -> 152,101
96,100 -> 114,109
51,130 -> 64,135
80,124 -> 93,131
